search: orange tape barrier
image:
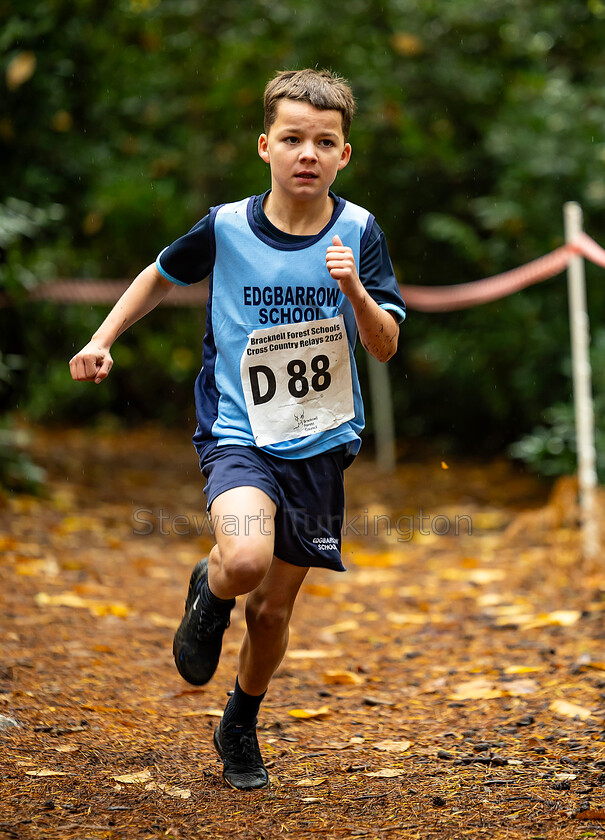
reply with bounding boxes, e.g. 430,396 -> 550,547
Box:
402,233 -> 605,313
1,233 -> 604,311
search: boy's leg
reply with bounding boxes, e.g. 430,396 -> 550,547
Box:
173,486 -> 276,686
207,486 -> 277,599
215,554 -> 308,790
238,554 -> 309,695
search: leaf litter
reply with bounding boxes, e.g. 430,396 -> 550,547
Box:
2,426 -> 605,839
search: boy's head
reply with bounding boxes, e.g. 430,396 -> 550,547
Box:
263,69 -> 356,141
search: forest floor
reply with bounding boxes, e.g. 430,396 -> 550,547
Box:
2,426 -> 605,840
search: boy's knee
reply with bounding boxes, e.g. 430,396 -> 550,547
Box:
218,544 -> 272,593
245,595 -> 291,635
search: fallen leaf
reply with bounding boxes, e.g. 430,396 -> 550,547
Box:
25,769 -> 68,777
144,782 -> 190,798
146,613 -> 176,628
554,773 -> 577,781
303,583 -> 334,597
52,745 -> 79,753
575,809 -> 605,821
322,620 -> 359,634
501,678 -> 539,696
113,769 -> 153,784
441,461 -> 449,470
288,649 -> 343,660
323,670 -> 364,686
549,700 -> 592,721
449,679 -> 504,701
387,612 -> 430,626
35,591 -> 130,618
503,665 -> 542,675
288,706 -> 331,720
181,708 -> 224,718
373,739 -> 413,753
520,610 -> 581,629
294,777 -> 327,787
363,768 -> 405,778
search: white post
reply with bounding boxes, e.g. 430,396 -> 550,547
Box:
367,354 -> 396,472
564,201 -> 599,560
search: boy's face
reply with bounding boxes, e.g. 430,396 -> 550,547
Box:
258,99 -> 351,202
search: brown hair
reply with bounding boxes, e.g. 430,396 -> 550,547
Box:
263,69 -> 356,141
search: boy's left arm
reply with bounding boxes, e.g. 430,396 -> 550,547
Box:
326,235 -> 399,362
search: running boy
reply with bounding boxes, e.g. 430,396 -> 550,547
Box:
70,68 -> 406,791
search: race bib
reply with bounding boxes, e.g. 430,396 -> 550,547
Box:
240,315 -> 355,447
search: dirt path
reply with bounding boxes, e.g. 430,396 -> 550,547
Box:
1,427 -> 605,839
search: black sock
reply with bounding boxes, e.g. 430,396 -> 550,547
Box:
201,580 -> 235,612
222,677 -> 266,730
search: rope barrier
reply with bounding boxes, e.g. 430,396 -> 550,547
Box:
0,232 -> 603,312
402,234 -> 604,313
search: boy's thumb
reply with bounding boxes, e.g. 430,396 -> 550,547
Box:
332,234 -> 343,247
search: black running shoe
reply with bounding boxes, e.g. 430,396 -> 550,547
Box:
173,559 -> 235,686
214,719 -> 269,790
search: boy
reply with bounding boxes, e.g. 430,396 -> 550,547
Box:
70,68 -> 406,791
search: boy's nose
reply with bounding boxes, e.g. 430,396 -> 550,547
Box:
299,142 -> 317,162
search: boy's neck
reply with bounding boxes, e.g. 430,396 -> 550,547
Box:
262,189 -> 334,236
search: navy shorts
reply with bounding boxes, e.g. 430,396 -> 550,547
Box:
197,442 -> 347,572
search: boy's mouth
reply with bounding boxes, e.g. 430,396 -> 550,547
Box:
295,171 -> 318,180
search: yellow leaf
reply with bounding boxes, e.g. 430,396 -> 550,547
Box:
146,613 -> 176,628
52,745 -> 79,753
472,511 -> 509,530
504,665 -> 542,674
6,52 -> 36,90
303,583 -> 334,597
35,591 -> 130,618
295,777 -> 327,787
113,769 -> 153,784
441,461 -> 449,470
57,515 -> 103,534
25,769 -> 68,777
288,705 -> 331,720
502,678 -> 538,696
323,620 -> 359,634
323,670 -> 364,686
363,768 -> 405,778
181,708 -> 223,718
145,782 -> 191,799
288,649 -> 343,660
522,610 -> 581,629
390,33 -> 424,56
387,612 -> 429,626
549,700 -> 592,721
449,679 -> 504,701
352,551 -> 401,568
373,739 -> 413,753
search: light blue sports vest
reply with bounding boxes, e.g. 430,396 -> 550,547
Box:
193,195 -> 374,459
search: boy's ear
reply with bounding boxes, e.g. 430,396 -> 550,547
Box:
337,142 -> 352,171
258,134 -> 270,164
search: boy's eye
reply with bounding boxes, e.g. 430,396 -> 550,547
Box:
284,136 -> 299,144
319,139 -> 335,147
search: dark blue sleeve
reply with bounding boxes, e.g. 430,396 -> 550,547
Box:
155,213 -> 214,286
359,219 -> 406,323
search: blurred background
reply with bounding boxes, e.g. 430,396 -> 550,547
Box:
2,0 -> 605,491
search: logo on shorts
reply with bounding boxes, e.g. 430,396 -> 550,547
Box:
313,537 -> 338,551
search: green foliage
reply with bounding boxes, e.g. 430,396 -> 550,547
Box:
0,421 -> 46,494
510,329 -> 605,479
2,0 -> 605,476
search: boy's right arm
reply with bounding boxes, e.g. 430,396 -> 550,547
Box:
69,263 -> 173,384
